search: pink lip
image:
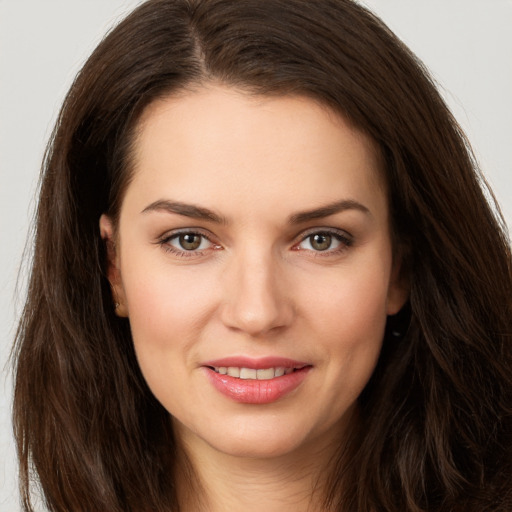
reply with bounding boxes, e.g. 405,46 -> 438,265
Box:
203,356 -> 308,370
202,357 -> 312,404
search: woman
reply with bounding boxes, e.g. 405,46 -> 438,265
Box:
13,1 -> 512,511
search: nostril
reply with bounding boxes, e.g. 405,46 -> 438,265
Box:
219,260 -> 294,335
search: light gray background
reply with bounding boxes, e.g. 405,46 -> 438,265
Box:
1,1 -> 511,510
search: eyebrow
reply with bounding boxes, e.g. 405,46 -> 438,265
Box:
141,200 -> 227,224
141,198 -> 370,225
288,199 -> 371,224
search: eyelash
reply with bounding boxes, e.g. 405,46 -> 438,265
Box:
293,228 -> 353,256
157,229 -> 219,258
156,228 -> 353,258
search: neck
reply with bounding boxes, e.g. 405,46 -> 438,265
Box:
174,425 -> 342,512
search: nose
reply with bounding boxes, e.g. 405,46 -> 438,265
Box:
220,248 -> 294,337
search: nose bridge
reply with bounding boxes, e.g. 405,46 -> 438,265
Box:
221,243 -> 292,336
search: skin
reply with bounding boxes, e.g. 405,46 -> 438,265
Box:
101,85 -> 408,511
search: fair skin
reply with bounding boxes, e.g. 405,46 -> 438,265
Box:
101,85 -> 407,511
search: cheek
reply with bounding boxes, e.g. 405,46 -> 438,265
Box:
302,263 -> 391,391
304,261 -> 391,338
123,262 -> 219,337
119,259 -> 223,394
120,269 -> 203,407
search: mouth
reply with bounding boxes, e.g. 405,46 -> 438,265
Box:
208,365 -> 307,380
203,359 -> 312,404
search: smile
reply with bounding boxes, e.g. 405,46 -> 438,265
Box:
210,366 -> 303,380
204,360 -> 312,404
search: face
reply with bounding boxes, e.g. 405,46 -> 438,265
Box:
101,85 -> 407,461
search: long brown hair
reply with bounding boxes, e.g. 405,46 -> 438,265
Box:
13,1 -> 512,511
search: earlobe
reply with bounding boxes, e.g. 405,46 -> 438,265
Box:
386,283 -> 409,316
386,256 -> 409,316
99,214 -> 129,317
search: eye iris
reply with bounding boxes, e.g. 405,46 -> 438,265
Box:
179,233 -> 202,250
311,233 -> 332,251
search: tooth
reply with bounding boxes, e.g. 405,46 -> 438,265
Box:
240,368 -> 257,379
219,366 -> 297,379
257,368 -> 275,380
227,367 -> 240,378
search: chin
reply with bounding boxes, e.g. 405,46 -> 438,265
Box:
186,409 -> 348,463
209,434 -> 305,460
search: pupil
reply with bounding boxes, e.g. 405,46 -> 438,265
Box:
180,234 -> 201,250
311,233 -> 331,251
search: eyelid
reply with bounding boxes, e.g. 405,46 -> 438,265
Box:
156,227 -> 222,257
295,226 -> 353,242
292,227 -> 353,253
154,226 -> 353,258
156,226 -> 216,241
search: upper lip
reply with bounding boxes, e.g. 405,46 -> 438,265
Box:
202,356 -> 310,370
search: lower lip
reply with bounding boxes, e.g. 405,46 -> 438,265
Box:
204,367 -> 312,404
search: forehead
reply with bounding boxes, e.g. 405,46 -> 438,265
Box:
124,85 -> 387,220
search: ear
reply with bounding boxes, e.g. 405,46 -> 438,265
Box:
386,255 -> 409,316
100,214 -> 128,317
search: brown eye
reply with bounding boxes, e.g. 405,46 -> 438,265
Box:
310,233 -> 332,251
178,233 -> 203,251
160,230 -> 220,257
295,230 -> 351,254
